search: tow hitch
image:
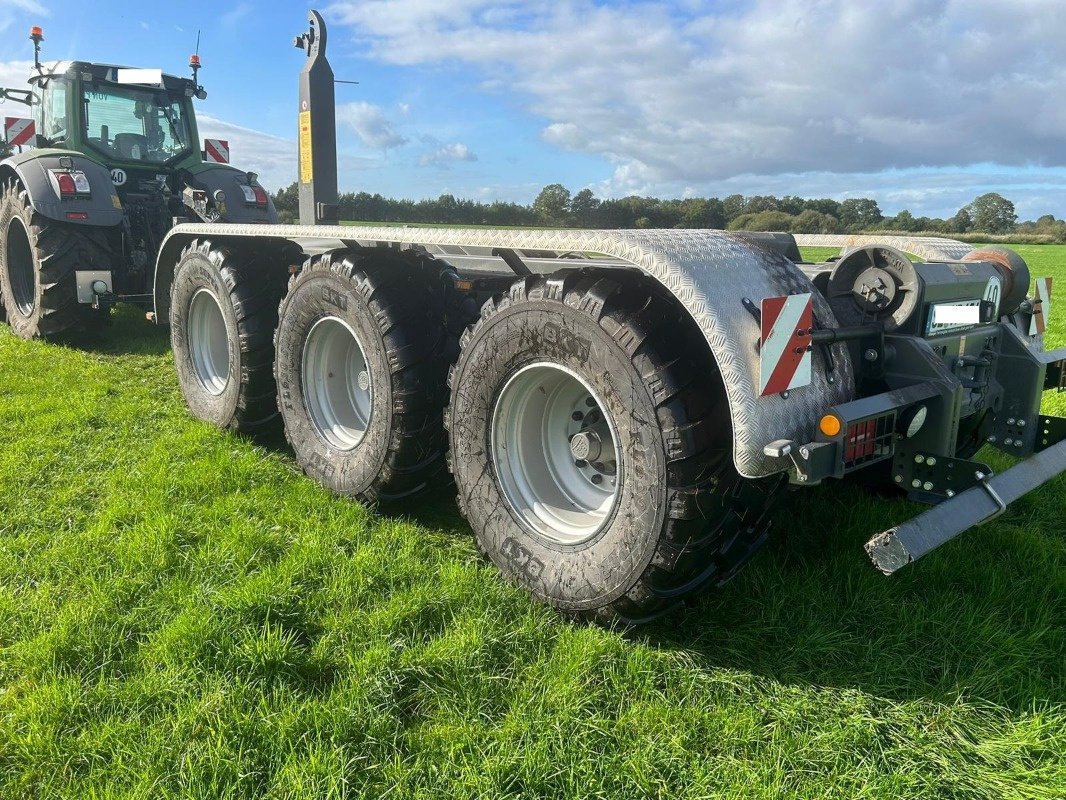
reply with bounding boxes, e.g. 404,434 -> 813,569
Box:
866,433 -> 1066,574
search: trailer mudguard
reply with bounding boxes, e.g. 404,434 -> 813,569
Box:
157,225 -> 865,477
0,148 -> 123,227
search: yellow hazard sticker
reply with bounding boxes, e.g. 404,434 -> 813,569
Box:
111,194 -> 123,209
299,110 -> 313,183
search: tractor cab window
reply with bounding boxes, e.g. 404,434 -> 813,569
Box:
36,81 -> 67,146
82,83 -> 191,164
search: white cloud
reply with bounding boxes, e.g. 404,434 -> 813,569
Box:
0,0 -> 46,34
418,142 -> 477,167
327,0 -> 1066,206
197,113 -> 295,190
220,2 -> 252,27
337,101 -> 407,150
0,59 -> 33,91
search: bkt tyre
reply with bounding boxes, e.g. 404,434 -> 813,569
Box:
274,252 -> 452,502
170,239 -> 288,431
448,273 -> 784,624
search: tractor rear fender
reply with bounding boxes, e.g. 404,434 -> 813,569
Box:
155,224 -> 873,478
179,163 -> 278,224
0,149 -> 123,227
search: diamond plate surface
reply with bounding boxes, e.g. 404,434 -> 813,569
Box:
793,233 -> 974,262
158,224 -> 867,477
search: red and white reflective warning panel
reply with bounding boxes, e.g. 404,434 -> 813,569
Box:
1029,277 -> 1053,336
203,139 -> 230,164
5,117 -> 35,147
759,293 -> 814,397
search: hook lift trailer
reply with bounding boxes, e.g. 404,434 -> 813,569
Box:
2,12 -> 1065,623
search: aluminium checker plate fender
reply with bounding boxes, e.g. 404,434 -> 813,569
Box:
155,224 -> 862,478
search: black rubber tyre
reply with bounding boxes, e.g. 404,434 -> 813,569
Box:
448,272 -> 785,624
0,180 -> 109,340
170,239 -> 289,431
274,251 -> 453,503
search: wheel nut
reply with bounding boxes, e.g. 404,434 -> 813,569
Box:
571,411 -> 583,422
591,474 -> 603,485
585,396 -> 596,407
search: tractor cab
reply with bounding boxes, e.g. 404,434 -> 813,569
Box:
31,61 -> 201,171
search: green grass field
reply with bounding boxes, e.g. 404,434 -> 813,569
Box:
0,245 -> 1063,798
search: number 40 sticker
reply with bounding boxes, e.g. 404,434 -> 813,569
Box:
110,168 -> 127,186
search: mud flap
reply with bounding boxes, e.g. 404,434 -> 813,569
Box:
866,436 -> 1066,574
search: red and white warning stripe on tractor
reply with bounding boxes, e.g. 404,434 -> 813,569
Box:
203,139 -> 230,164
1029,277 -> 1053,336
760,293 -> 814,397
4,117 -> 35,147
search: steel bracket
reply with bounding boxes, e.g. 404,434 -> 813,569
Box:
1035,415 -> 1066,453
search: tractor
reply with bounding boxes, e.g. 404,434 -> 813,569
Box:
0,26 -> 277,340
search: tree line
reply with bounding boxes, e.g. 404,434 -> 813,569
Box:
272,182 -> 1066,242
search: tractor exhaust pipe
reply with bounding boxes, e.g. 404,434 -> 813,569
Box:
294,10 -> 338,225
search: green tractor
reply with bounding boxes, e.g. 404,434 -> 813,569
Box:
0,26 -> 277,339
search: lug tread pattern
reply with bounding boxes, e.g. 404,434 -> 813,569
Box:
448,269 -> 786,625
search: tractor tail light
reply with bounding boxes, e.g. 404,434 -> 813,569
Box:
50,170 -> 90,199
56,173 -> 77,196
843,412 -> 897,469
253,186 -> 268,206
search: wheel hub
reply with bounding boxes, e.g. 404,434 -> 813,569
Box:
301,316 -> 373,451
188,288 -> 230,396
491,362 -> 621,545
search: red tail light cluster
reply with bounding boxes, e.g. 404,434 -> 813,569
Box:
842,412 -> 896,469
239,184 -> 269,207
49,169 -> 91,199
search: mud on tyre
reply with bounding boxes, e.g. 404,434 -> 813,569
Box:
448,272 -> 784,624
0,179 -> 109,339
274,250 -> 454,503
170,238 -> 291,431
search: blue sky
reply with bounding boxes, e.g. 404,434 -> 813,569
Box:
2,0 -> 1065,220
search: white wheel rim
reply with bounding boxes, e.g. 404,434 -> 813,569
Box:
301,316 -> 373,450
188,288 -> 230,395
491,362 -> 621,545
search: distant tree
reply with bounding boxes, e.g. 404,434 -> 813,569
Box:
838,198 -> 883,231
677,197 -> 726,229
722,194 -> 746,222
949,208 -> 973,233
728,210 -> 796,232
964,192 -> 1017,234
273,181 -> 299,223
744,195 -> 779,214
792,209 -> 842,234
803,198 -> 842,218
569,188 -> 600,227
890,209 -> 918,231
533,183 -> 572,226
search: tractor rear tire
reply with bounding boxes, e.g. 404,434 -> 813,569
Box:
170,239 -> 289,431
0,180 -> 109,340
274,251 -> 453,503
447,272 -> 785,624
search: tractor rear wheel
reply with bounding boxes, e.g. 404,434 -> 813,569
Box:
170,239 -> 289,431
447,272 -> 785,624
273,251 -> 453,503
0,180 -> 109,339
